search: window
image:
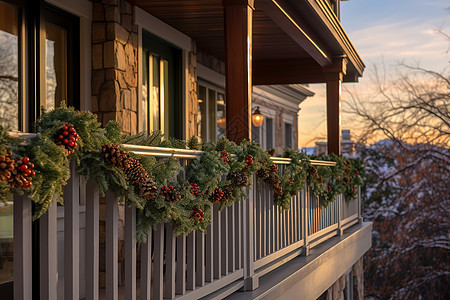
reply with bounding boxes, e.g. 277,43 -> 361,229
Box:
44,5 -> 80,111
0,1 -> 79,132
252,123 -> 260,144
266,117 -> 274,150
0,1 -> 20,131
142,31 -> 182,139
285,123 -> 293,148
0,2 -> 80,297
197,81 -> 225,143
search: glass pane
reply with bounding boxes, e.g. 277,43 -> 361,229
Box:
46,22 -> 67,111
266,117 -> 273,150
150,55 -> 160,131
161,59 -> 169,139
216,92 -> 225,140
0,195 -> 14,285
141,52 -> 148,131
0,2 -> 19,131
285,123 -> 293,148
197,85 -> 207,143
252,124 -> 260,144
208,89 -> 216,142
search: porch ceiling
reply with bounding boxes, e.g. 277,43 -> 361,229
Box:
129,0 -> 364,83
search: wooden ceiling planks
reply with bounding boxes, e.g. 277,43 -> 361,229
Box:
130,0 -> 309,61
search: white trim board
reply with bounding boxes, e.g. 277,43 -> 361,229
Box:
45,0 -> 92,111
197,64 -> 226,88
134,6 -> 191,51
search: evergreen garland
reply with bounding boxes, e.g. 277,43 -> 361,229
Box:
0,104 -> 365,241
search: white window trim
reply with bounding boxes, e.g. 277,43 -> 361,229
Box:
46,0 -> 92,112
284,121 -> 294,149
135,6 -> 192,138
197,80 -> 225,142
197,64 -> 225,88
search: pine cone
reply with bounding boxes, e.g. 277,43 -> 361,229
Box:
124,158 -> 146,186
161,185 -> 181,202
139,177 -> 158,200
228,171 -> 248,187
0,150 -> 15,181
222,186 -> 233,201
8,157 -> 35,189
265,174 -> 279,188
256,168 -> 269,180
209,187 -> 225,203
101,144 -> 130,169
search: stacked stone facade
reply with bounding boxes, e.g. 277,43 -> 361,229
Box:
91,0 -> 138,135
187,43 -> 198,138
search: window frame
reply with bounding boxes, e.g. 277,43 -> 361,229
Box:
197,79 -> 226,143
141,30 -> 183,139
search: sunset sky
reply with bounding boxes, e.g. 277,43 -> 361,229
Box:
298,0 -> 450,147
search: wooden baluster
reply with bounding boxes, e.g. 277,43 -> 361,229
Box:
40,200 -> 57,300
85,181 -> 99,300
221,208 -> 228,276
64,162 -> 80,300
125,206 -> 136,300
140,229 -> 152,300
176,234 -> 186,294
105,191 -> 118,300
153,223 -> 164,299
186,231 -> 196,290
165,223 -> 176,299
196,231 -> 205,286
213,205 -> 221,279
227,204 -> 235,272
235,200 -> 242,270
13,194 -> 32,300
205,206 -> 214,282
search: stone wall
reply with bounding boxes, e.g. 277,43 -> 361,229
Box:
352,256 -> 364,299
317,256 -> 365,300
91,0 -> 138,135
187,43 -> 198,138
253,96 -> 298,155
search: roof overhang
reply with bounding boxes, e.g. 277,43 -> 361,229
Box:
129,0 -> 365,84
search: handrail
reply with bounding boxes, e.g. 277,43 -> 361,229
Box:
123,144 -> 337,166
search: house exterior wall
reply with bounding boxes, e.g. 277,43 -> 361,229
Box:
91,0 -> 138,135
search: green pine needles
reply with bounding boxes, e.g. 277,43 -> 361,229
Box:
0,104 -> 364,241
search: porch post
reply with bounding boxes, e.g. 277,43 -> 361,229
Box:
325,57 -> 347,155
223,0 -> 254,143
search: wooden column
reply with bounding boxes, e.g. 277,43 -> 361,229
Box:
223,0 -> 254,143
325,57 -> 347,155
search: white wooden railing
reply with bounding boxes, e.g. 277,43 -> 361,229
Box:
11,146 -> 362,300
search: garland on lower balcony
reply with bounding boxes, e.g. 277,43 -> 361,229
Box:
0,104 -> 364,242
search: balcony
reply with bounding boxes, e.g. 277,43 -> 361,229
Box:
11,145 -> 371,300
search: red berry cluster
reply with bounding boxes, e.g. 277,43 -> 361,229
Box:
309,167 -> 323,183
245,155 -> 253,166
220,150 -> 229,164
191,207 -> 205,224
324,185 -> 332,193
55,123 -> 78,156
289,178 -> 294,184
270,164 -> 278,173
242,154 -> 253,171
161,185 -> 173,195
188,182 -> 200,195
10,157 -> 35,188
160,185 -> 181,202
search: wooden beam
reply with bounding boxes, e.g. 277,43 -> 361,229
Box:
326,71 -> 342,155
253,59 -> 326,84
258,0 -> 332,67
223,0 -> 254,143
